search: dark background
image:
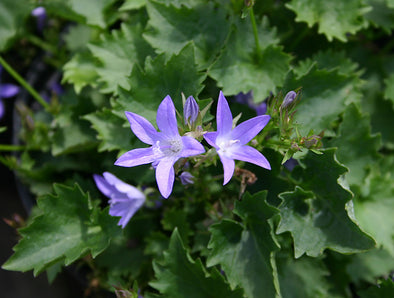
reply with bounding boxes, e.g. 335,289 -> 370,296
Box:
0,104 -> 83,298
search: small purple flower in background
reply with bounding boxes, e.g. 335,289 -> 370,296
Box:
31,7 -> 47,32
93,172 -> 145,228
0,66 -> 19,119
281,91 -> 297,108
184,96 -> 199,126
115,95 -> 205,198
204,91 -> 271,185
235,90 -> 267,116
179,171 -> 194,185
284,158 -> 298,171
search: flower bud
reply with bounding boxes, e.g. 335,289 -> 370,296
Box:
179,171 -> 194,185
184,96 -> 199,125
281,91 -> 297,108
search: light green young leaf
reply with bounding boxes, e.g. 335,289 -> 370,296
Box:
88,23 -> 154,94
143,0 -> 230,69
67,0 -> 115,28
115,43 -> 206,124
2,184 -> 120,275
277,149 -> 376,258
207,192 -> 280,298
286,0 -> 371,42
0,0 -> 31,50
150,229 -> 243,298
120,0 -> 147,10
328,104 -> 381,187
284,65 -> 363,136
209,17 -> 291,102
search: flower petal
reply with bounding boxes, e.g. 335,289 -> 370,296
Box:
231,115 -> 270,145
180,136 -> 205,158
157,95 -> 179,137
115,147 -> 157,167
125,111 -> 158,145
0,84 -> 19,98
109,197 -> 145,228
203,132 -> 218,148
216,91 -> 233,135
218,154 -> 235,185
229,145 -> 271,170
103,172 -> 144,199
155,158 -> 176,198
93,174 -> 113,198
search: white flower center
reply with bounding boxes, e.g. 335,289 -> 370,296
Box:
217,139 -> 240,156
154,138 -> 183,158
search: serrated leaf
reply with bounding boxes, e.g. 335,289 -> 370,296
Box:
63,24 -> 92,51
0,0 -> 31,50
161,208 -> 192,244
286,0 -> 371,42
115,43 -> 206,123
120,0 -> 147,10
83,108 -> 133,152
88,23 -> 154,94
209,17 -> 291,102
284,64 -> 363,135
144,0 -> 230,69
2,184 -> 120,275
207,191 -> 280,298
365,0 -> 394,33
150,229 -> 243,298
277,149 -> 376,258
67,0 -> 115,28
277,254 -> 330,298
354,171 -> 394,255
328,104 -> 381,187
62,52 -> 99,94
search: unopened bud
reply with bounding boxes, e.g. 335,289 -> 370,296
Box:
281,91 -> 297,108
179,171 -> 194,185
184,96 -> 199,125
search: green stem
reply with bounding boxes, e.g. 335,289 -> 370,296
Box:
0,56 -> 50,111
249,7 -> 262,62
0,144 -> 26,151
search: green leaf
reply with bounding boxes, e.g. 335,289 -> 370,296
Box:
120,0 -> 147,11
209,18 -> 291,102
0,0 -> 31,50
207,191 -> 280,298
2,184 -> 120,275
286,0 -> 371,42
67,0 -> 115,28
346,247 -> 394,283
115,43 -> 206,124
365,0 -> 394,33
62,52 -> 99,94
88,23 -> 154,94
277,149 -> 376,258
354,171 -> 394,255
384,73 -> 394,107
284,64 -> 363,135
64,24 -> 92,52
83,108 -> 134,152
328,104 -> 381,187
150,229 -> 243,298
144,0 -> 230,69
161,208 -> 192,244
277,254 -> 331,298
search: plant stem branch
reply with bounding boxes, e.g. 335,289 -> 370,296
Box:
0,144 -> 26,151
0,55 -> 50,111
249,7 -> 262,62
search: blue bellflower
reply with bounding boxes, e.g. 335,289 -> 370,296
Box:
93,172 -> 145,228
204,92 -> 271,185
115,95 -> 205,198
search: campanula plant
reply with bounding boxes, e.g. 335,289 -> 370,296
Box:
1,0 -> 393,297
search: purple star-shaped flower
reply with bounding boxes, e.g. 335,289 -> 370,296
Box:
115,95 -> 205,198
204,91 -> 271,185
93,172 -> 145,228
